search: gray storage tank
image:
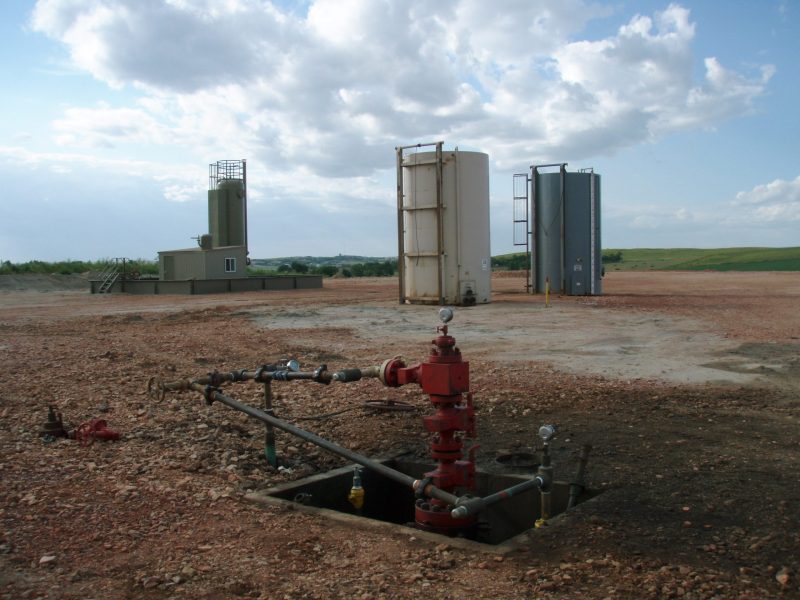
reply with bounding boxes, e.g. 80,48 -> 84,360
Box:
519,164 -> 601,295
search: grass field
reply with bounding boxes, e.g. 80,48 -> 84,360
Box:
5,248 -> 800,276
603,247 -> 800,271
492,247 -> 800,272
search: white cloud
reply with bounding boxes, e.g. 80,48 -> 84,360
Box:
0,145 -> 203,202
30,1 -> 773,178
601,175 -> 800,249
19,1 -> 788,259
53,103 -> 172,147
731,176 -> 800,223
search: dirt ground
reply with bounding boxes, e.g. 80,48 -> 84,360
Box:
0,271 -> 798,599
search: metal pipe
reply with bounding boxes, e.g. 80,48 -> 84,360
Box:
170,365 -> 381,387
435,142 -> 444,305
397,142 -> 443,151
559,164 -> 566,294
189,383 -> 462,507
589,173 -> 596,295
529,163 -> 568,169
531,166 -> 537,293
537,437 -> 555,524
540,490 -> 552,522
567,444 -> 592,510
396,147 -> 406,304
450,476 -> 546,519
242,159 -> 248,258
263,380 -> 277,467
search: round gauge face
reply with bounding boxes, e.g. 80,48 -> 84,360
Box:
538,424 -> 556,442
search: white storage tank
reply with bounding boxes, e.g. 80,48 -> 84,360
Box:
396,144 -> 491,305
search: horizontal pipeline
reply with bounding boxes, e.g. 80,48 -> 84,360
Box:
190,383 -> 461,507
450,476 -> 547,519
163,373 -> 553,518
153,365 -> 382,396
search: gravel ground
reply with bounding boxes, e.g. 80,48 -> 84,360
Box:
0,272 -> 798,599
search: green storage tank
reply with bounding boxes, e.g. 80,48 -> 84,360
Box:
208,178 -> 245,248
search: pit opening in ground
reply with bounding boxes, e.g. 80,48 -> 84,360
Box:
252,459 -> 601,547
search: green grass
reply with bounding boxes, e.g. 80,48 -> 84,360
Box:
5,248 -> 800,276
604,247 -> 800,271
492,247 -> 800,272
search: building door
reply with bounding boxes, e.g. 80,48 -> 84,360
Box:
163,255 -> 175,281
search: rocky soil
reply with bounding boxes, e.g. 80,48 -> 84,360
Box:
0,272 -> 798,598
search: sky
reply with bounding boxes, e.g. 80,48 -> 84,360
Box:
0,0 -> 798,262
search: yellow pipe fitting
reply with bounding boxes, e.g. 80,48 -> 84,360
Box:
348,486 -> 364,510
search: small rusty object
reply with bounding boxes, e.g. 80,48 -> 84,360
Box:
147,377 -> 166,402
361,400 -> 415,412
41,406 -> 68,438
74,419 -> 121,446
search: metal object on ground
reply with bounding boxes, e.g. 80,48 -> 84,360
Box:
190,382 -> 462,507
538,424 -> 557,443
567,444 -> 592,510
41,406 -> 68,438
348,466 -> 364,511
379,311 -> 478,535
152,308 -> 566,532
74,419 -> 121,446
263,378 -> 277,467
536,425 -> 556,527
450,475 -> 547,519
147,377 -> 166,402
361,400 -> 415,412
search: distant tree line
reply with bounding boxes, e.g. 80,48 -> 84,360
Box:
492,251 -> 623,271
254,259 -> 398,278
0,259 -> 158,276
491,254 -> 529,270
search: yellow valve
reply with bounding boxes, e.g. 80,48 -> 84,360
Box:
348,466 -> 364,510
348,486 -> 364,510
534,518 -> 547,528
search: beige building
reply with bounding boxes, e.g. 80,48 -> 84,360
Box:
158,245 -> 247,280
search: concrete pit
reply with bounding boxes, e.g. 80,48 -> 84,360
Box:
250,459 -> 600,549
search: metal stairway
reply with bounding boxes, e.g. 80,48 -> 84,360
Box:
96,262 -> 121,293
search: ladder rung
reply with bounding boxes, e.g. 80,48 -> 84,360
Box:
401,205 -> 438,211
403,252 -> 439,258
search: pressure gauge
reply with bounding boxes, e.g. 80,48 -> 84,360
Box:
438,307 -> 454,324
539,424 -> 557,443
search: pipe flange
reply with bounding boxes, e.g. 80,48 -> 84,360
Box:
207,370 -> 225,387
312,365 -> 330,385
378,356 -> 404,387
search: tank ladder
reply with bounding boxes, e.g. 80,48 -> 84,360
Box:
396,142 -> 445,305
512,172 -> 531,292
